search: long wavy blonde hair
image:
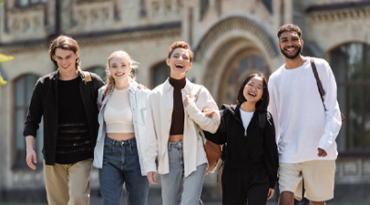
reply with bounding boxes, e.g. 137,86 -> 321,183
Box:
103,50 -> 139,96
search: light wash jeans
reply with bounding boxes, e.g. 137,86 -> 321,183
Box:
160,142 -> 207,205
99,137 -> 149,205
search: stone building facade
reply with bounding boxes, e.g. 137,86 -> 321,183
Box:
0,0 -> 369,203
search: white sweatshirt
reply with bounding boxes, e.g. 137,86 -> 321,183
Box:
268,57 -> 342,163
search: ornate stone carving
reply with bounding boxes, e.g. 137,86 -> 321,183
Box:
7,5 -> 45,39
75,1 -> 113,30
309,8 -> 370,23
149,0 -> 183,19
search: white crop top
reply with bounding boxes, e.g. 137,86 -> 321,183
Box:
104,88 -> 135,133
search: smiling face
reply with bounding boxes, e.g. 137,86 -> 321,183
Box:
166,48 -> 192,79
279,31 -> 303,60
243,76 -> 264,103
53,48 -> 79,76
108,53 -> 132,83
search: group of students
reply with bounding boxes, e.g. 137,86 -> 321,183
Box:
24,24 -> 342,205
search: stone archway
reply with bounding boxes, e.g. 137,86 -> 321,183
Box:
192,16 -> 280,105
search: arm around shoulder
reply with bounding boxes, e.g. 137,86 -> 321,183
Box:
185,86 -> 220,133
204,109 -> 227,145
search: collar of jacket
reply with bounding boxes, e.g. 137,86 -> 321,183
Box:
50,69 -> 86,81
222,104 -> 258,125
163,77 -> 194,93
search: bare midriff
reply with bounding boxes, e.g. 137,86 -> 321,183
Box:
107,133 -> 135,141
169,134 -> 183,142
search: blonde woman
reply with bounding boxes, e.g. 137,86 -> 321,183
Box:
93,51 -> 150,205
145,41 -> 221,205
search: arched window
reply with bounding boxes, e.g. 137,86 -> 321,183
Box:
85,66 -> 106,81
330,42 -> 370,153
14,74 -> 43,167
151,61 -> 170,88
219,49 -> 269,105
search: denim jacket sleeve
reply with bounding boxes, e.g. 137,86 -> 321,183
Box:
97,86 -> 106,110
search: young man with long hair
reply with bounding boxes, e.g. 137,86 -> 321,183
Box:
24,35 -> 104,205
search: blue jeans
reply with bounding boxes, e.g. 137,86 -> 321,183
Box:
160,142 -> 207,205
99,137 -> 149,205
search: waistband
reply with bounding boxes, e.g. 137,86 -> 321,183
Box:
105,136 -> 136,146
168,141 -> 183,149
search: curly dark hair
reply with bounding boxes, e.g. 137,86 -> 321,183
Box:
277,24 -> 302,39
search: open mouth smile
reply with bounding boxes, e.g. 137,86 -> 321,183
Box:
248,92 -> 256,97
285,47 -> 297,53
175,64 -> 184,69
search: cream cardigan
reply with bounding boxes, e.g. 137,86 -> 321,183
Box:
145,78 -> 220,177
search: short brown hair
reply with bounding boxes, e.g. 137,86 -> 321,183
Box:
277,24 -> 302,39
49,35 -> 80,69
167,41 -> 194,62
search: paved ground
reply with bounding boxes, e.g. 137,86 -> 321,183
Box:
1,199 -> 369,205
1,196 -> 369,205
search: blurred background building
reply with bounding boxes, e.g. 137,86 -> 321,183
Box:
0,0 -> 369,204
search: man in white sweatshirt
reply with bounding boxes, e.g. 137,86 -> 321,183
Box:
268,24 -> 342,205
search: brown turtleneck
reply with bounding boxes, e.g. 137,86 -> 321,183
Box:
169,77 -> 186,135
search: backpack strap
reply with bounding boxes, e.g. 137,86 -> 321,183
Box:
83,71 -> 97,100
258,111 -> 266,130
310,59 -> 327,111
83,71 -> 92,82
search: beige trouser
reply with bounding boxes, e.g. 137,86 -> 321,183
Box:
44,158 -> 93,205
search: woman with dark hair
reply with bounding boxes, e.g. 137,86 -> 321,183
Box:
204,73 -> 279,205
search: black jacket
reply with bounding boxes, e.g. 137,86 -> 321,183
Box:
23,70 -> 105,165
204,104 -> 279,188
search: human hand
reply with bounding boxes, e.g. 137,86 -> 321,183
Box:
147,171 -> 157,184
202,109 -> 215,118
137,84 -> 147,90
318,148 -> 327,157
184,94 -> 197,107
267,188 -> 274,200
26,149 -> 37,170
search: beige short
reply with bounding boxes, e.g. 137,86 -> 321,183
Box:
278,160 -> 336,202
